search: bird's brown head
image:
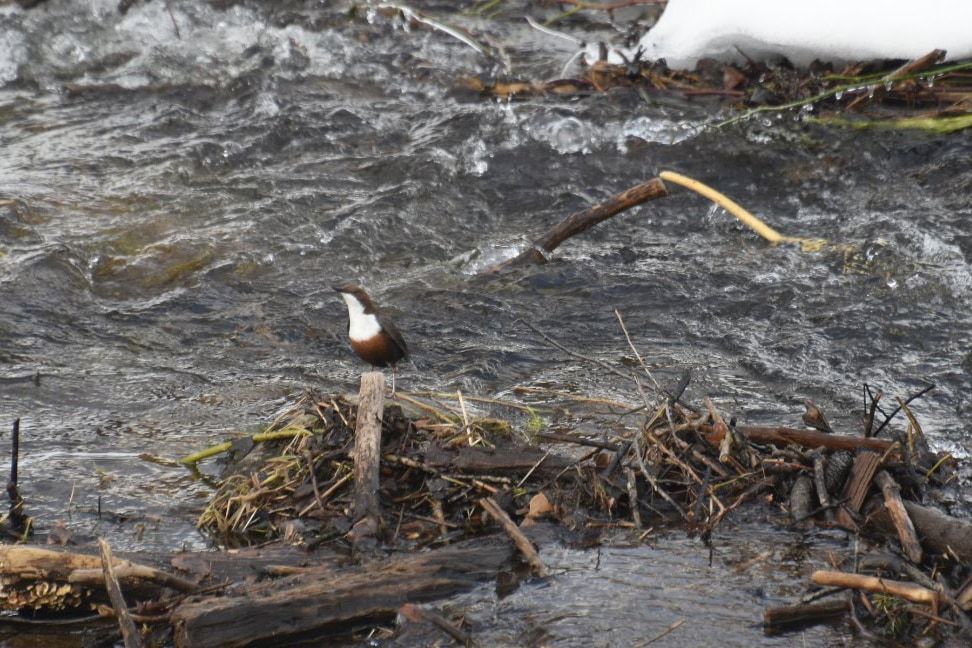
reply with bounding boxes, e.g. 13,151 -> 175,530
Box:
333,283 -> 376,313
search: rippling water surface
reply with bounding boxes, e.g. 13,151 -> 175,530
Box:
1,1 -> 970,645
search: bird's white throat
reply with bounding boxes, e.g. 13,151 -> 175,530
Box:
340,293 -> 382,341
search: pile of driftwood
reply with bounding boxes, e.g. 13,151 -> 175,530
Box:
2,368 -> 970,646
0,168 -> 966,643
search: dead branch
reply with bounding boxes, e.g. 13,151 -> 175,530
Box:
479,497 -> 546,577
811,570 -> 940,606
700,423 -> 897,453
488,177 -> 668,272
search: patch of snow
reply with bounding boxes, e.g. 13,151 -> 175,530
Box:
631,0 -> 972,68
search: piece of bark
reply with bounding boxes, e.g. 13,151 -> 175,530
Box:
487,177 -> 668,271
171,534 -> 516,648
836,451 -> 881,529
479,497 -> 546,577
824,450 -> 854,494
763,599 -> 849,630
811,451 -> 834,522
811,570 -> 940,606
99,539 -> 143,648
789,475 -> 815,523
873,471 -> 923,564
351,372 -> 385,538
700,424 -> 896,453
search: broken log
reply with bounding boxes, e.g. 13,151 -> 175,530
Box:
0,545 -> 196,614
700,424 -> 896,453
874,471 -> 923,564
867,498 -> 972,565
170,534 -> 517,648
487,176 -> 668,271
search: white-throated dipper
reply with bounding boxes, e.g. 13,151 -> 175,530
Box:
334,284 -> 409,392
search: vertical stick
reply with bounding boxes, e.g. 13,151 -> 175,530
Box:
9,418 -> 18,486
811,451 -> 834,522
352,372 -> 385,535
6,419 -> 28,534
624,467 -> 643,529
99,538 -> 143,648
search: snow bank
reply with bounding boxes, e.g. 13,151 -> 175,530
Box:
633,0 -> 972,68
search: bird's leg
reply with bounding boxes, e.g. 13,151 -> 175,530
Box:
390,365 -> 397,395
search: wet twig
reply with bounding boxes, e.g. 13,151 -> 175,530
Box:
479,497 -> 546,577
6,419 -> 30,537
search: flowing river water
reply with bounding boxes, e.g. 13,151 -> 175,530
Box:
1,1 -> 970,645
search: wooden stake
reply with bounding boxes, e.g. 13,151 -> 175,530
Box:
351,372 -> 385,540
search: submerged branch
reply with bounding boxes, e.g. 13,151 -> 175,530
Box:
487,176 -> 668,272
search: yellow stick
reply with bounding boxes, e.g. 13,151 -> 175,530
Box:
659,170 -> 830,252
179,428 -> 311,465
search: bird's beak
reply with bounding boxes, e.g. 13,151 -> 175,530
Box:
332,285 -> 344,293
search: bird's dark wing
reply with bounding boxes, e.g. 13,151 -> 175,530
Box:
377,313 -> 409,362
